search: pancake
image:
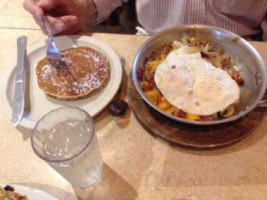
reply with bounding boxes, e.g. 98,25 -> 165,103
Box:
36,46 -> 110,100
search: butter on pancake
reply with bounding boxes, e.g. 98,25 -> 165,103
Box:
36,46 -> 110,100
154,46 -> 240,116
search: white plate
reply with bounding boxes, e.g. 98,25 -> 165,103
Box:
0,35 -> 122,129
0,184 -> 59,200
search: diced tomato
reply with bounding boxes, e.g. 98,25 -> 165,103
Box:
200,51 -> 209,59
145,82 -> 155,91
176,110 -> 186,118
199,116 -> 212,121
231,71 -> 244,86
137,67 -> 144,80
221,57 -> 231,69
144,75 -> 154,82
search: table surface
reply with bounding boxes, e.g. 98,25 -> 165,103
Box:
1,1 -> 267,200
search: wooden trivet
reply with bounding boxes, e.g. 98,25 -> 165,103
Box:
128,79 -> 266,149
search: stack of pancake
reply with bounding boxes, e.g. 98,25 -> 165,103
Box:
36,46 -> 110,100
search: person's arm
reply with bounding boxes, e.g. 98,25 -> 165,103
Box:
23,0 -> 127,35
93,0 -> 128,23
23,0 -> 97,35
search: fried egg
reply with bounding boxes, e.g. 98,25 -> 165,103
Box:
154,46 -> 240,116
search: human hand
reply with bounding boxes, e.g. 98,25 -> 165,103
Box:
23,0 -> 97,35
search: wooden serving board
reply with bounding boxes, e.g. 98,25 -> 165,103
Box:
128,79 -> 266,149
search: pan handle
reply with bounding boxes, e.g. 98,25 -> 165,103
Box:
258,99 -> 267,108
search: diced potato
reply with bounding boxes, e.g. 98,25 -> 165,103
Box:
186,113 -> 200,121
157,97 -> 171,111
140,81 -> 148,89
158,96 -> 167,104
151,64 -> 158,73
158,96 -> 166,103
185,46 -> 200,54
145,89 -> 159,104
151,61 -> 161,73
146,57 -> 165,74
158,101 -> 171,111
166,106 -> 178,115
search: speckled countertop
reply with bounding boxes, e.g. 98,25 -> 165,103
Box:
0,1 -> 267,200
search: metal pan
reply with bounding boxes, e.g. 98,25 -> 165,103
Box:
132,25 -> 267,125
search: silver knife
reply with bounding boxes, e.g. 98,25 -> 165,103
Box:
11,36 -> 27,126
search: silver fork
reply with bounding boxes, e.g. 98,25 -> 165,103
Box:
43,15 -> 74,83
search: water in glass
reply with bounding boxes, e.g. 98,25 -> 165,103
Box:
32,107 -> 103,188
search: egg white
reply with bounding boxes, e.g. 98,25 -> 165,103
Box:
154,46 -> 240,116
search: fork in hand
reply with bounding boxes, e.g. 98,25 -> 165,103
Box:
43,15 -> 74,84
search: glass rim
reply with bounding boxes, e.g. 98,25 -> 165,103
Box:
31,106 -> 95,163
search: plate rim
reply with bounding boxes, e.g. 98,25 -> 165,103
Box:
0,35 -> 122,129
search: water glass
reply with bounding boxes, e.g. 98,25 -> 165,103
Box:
31,106 -> 103,188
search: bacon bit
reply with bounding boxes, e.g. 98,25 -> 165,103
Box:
137,67 -> 144,80
176,110 -> 186,118
232,37 -> 240,43
236,76 -> 244,86
199,115 -> 212,121
221,57 -> 231,69
165,45 -> 172,54
147,66 -> 152,72
171,65 -> 176,69
144,57 -> 149,64
218,47 -> 225,56
200,51 -> 209,59
4,185 -> 14,191
166,49 -> 171,54
144,75 -> 154,82
231,71 -> 244,86
145,82 -> 155,91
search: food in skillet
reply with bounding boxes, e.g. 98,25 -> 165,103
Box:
0,185 -> 28,200
36,46 -> 110,100
138,36 -> 244,121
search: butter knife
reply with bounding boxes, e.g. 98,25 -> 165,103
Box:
11,36 -> 27,126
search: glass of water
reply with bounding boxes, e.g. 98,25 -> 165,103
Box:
31,106 -> 103,188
